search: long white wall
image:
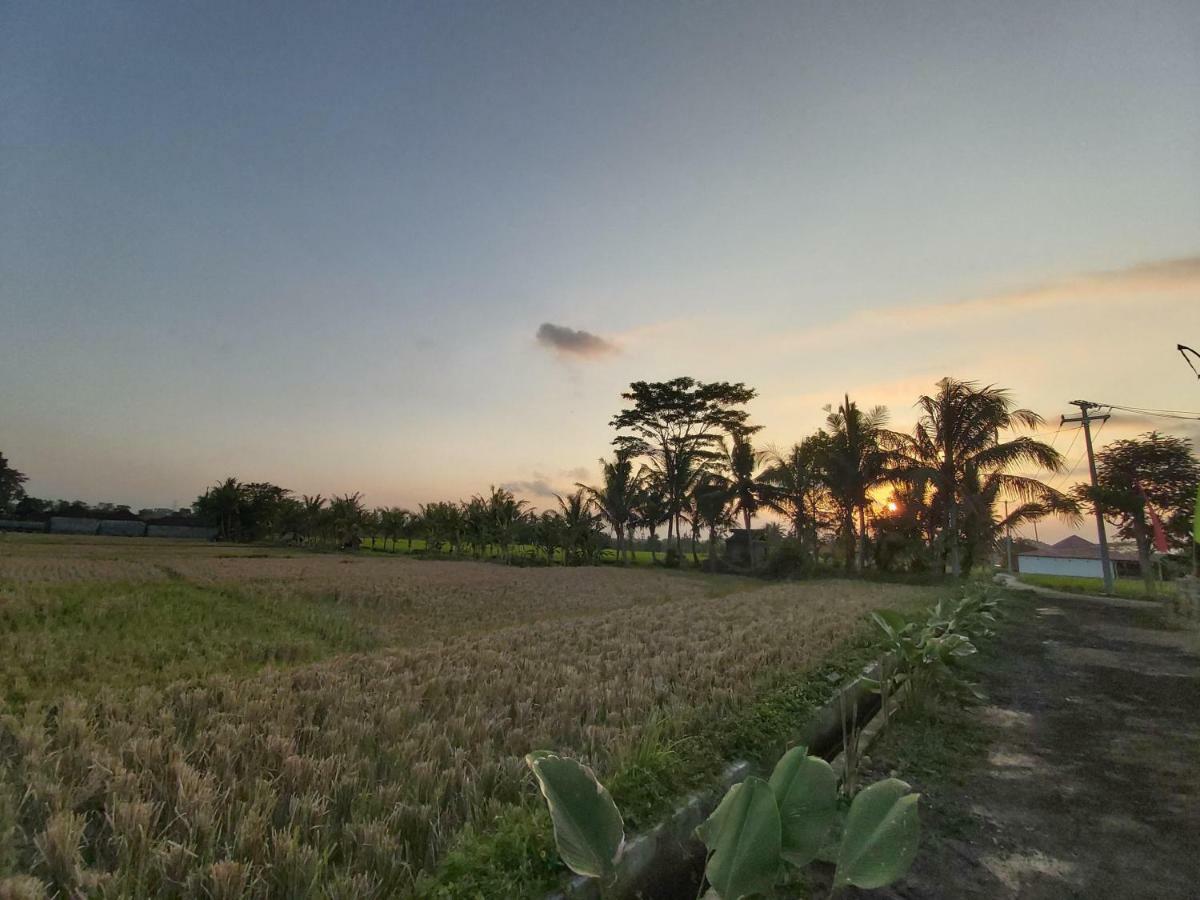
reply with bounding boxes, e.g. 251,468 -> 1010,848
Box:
1019,555 -> 1112,579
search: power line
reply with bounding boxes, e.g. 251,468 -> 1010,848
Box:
1083,401 -> 1200,422
1048,426 -> 1083,488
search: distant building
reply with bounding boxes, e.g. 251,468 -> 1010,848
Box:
144,515 -> 218,540
725,528 -> 768,567
1017,535 -> 1139,580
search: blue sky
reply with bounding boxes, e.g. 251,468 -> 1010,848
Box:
3,1 -> 1198,537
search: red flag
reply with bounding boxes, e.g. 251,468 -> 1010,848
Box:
1135,480 -> 1170,553
1148,505 -> 1169,553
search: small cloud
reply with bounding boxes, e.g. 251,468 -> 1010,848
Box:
561,466 -> 590,481
536,322 -> 617,359
501,479 -> 560,499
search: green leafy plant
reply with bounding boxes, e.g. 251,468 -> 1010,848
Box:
867,587 -> 999,713
768,747 -> 838,867
832,778 -> 921,890
529,744 -> 920,899
695,777 -> 781,899
524,752 -> 625,879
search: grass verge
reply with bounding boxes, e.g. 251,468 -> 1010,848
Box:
1018,572 -> 1175,601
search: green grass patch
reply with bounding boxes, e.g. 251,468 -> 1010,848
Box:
0,580 -> 373,706
359,538 -> 707,567
1018,573 -> 1175,601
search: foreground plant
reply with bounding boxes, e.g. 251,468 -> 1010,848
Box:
867,587 -> 999,715
527,744 -> 920,899
525,752 -> 625,879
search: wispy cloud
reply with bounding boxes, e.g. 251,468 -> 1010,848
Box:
535,322 -> 617,359
781,255 -> 1200,350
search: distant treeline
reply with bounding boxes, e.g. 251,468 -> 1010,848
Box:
4,375 -> 1196,585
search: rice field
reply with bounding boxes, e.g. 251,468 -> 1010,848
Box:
0,534 -> 942,898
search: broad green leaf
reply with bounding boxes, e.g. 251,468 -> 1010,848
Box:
870,609 -> 908,638
834,778 -> 920,889
767,746 -> 837,867
696,777 -> 781,899
526,752 -> 625,879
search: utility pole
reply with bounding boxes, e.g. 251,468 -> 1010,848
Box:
1062,400 -> 1113,593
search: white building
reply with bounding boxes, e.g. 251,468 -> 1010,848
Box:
1017,535 -> 1138,580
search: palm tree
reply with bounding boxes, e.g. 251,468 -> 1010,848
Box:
197,477 -> 243,540
724,434 -> 767,567
484,486 -> 528,563
634,482 -> 669,564
692,475 -> 733,571
641,447 -> 715,563
961,472 -> 1077,574
462,496 -> 490,558
378,507 -> 410,551
759,434 -> 832,566
328,492 -> 366,549
890,378 -> 1072,577
557,489 -> 602,565
533,510 -> 567,563
579,456 -> 640,564
301,494 -> 326,544
822,396 -> 894,572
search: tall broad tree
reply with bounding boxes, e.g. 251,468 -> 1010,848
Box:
891,378 -> 1071,577
579,456 -> 641,564
1078,431 -> 1199,591
0,452 -> 29,512
822,395 -> 894,572
610,378 -> 758,556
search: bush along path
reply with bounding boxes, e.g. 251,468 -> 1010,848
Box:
525,587 -> 1003,899
846,582 -> 1200,899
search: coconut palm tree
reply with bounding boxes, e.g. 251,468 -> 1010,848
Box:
533,509 -> 567,563
196,476 -> 243,540
724,434 -> 763,535
822,396 -> 895,572
640,447 -> 716,564
328,492 -> 366,549
484,486 -> 528,563
692,474 -> 733,571
634,481 -> 669,564
557,489 -> 602,564
890,378 -> 1072,577
579,455 -> 641,564
462,496 -> 491,558
300,494 -> 326,544
759,434 -> 833,566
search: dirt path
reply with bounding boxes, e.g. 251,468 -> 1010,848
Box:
862,581 -> 1200,899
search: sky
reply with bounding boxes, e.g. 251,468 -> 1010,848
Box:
2,1 -> 1198,541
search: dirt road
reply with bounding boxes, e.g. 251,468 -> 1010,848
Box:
863,580 -> 1200,899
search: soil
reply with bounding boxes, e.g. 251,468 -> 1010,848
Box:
848,580 -> 1200,899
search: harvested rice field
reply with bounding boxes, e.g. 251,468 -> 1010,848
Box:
0,535 -> 945,898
